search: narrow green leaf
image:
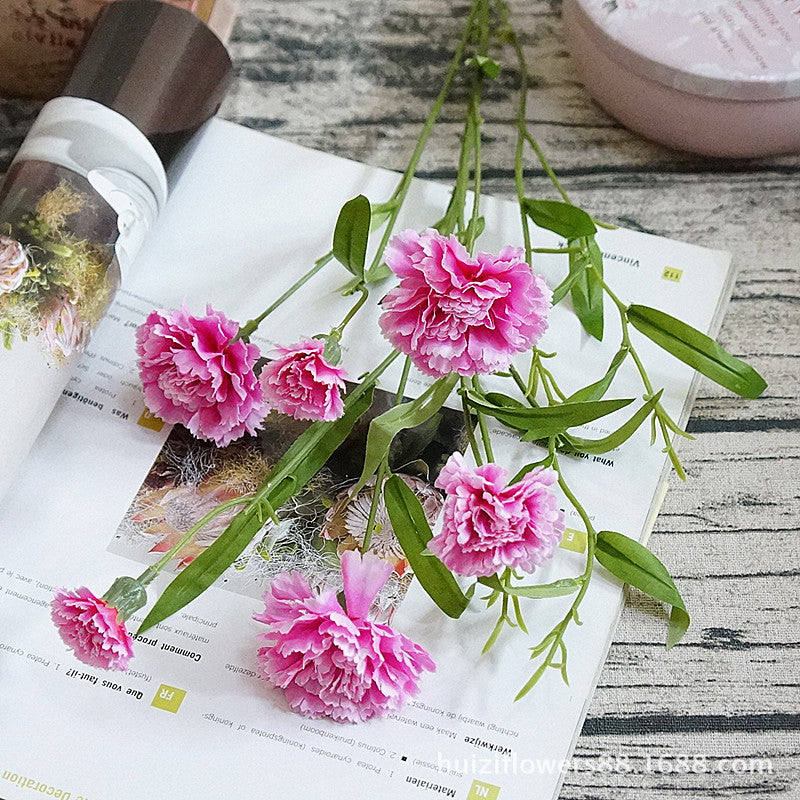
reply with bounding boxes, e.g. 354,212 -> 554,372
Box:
567,235 -> 604,341
369,202 -> 395,231
563,390 -> 662,455
509,453 -> 555,483
482,613 -> 507,653
314,333 -> 342,365
478,574 -> 581,599
464,389 -> 633,440
363,262 -> 392,284
522,198 -> 597,240
332,194 -> 371,279
566,346 -> 628,403
462,215 -> 485,244
529,631 -> 556,658
595,530 -> 690,647
627,304 -> 767,398
138,387 -> 376,632
356,374 -> 458,491
514,658 -> 549,700
668,606 -> 691,649
482,391 -> 526,409
384,475 -> 469,619
512,596 -> 528,634
551,267 -> 582,306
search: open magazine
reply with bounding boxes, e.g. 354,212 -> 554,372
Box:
0,120 -> 733,800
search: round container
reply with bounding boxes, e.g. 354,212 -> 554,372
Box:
563,0 -> 800,157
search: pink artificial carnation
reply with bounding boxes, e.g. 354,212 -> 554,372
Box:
137,304 -> 267,447
429,451 -> 565,577
379,229 -> 552,376
254,550 -> 435,723
51,587 -> 134,671
259,337 -> 347,422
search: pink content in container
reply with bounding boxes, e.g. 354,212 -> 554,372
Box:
563,0 -> 800,158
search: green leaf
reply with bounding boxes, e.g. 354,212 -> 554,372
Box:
595,530 -> 690,647
461,215 -> 485,245
384,475 -> 469,619
482,391 -> 526,409
366,262 -> 392,283
478,574 -> 581,599
332,194 -> 371,279
627,305 -> 767,399
564,390 -> 662,455
356,375 -> 457,491
566,347 -> 628,403
567,235 -> 604,341
313,333 -> 342,365
466,54 -> 501,79
369,202 -> 395,231
522,198 -> 597,240
514,659 -> 550,701
464,390 -> 633,440
138,386 -> 376,632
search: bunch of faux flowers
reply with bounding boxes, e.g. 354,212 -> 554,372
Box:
51,0 -> 766,722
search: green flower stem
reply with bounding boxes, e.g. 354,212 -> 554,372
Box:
360,456 -> 389,554
497,0 -> 571,204
590,267 -> 688,479
367,0 -> 484,275
516,454 -> 596,699
522,130 -> 572,203
508,363 -> 530,400
483,592 -> 512,652
439,1 -> 490,244
460,376 -> 483,465
330,283 -> 369,338
537,362 -> 568,402
358,351 -> 417,553
471,375 -> 495,462
464,89 -> 483,252
135,495 -> 256,587
462,0 -> 490,253
236,252 -> 333,341
395,356 -> 412,405
495,0 -> 533,265
526,349 -> 540,399
353,349 -> 402,390
439,104 -> 476,238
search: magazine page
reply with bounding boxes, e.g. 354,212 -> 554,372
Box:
0,120 -> 731,800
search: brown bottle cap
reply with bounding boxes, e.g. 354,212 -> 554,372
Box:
62,0 -> 233,168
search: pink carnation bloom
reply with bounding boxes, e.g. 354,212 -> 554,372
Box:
51,587 -> 134,671
259,337 -> 346,422
255,550 -> 435,723
379,229 -> 551,376
137,304 -> 267,447
430,452 -> 565,577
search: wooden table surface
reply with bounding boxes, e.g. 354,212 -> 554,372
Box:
1,1 -> 798,798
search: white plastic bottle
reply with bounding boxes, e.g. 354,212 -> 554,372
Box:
0,0 -> 233,501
